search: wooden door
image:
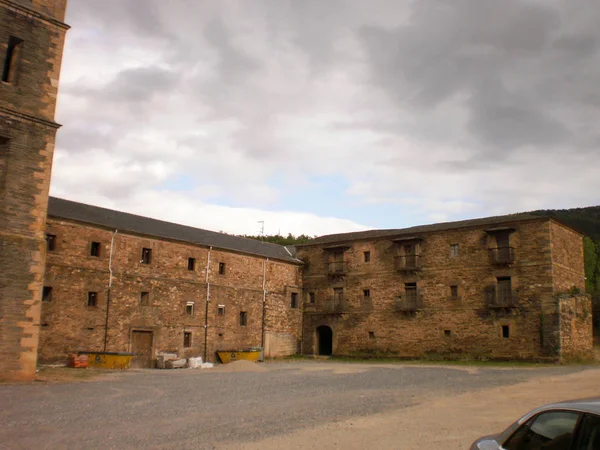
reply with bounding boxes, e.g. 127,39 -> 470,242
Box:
131,331 -> 153,368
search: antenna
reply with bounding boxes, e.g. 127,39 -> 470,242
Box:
258,221 -> 265,239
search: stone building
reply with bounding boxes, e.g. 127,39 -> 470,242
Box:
40,198 -> 303,367
297,214 -> 592,361
0,0 -> 69,380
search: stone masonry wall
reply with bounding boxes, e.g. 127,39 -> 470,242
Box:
559,295 -> 593,362
299,219 -> 562,361
40,218 -> 302,364
550,220 -> 586,294
0,0 -> 67,380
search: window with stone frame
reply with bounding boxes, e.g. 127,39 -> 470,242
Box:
87,292 -> 98,307
46,234 -> 56,251
90,241 -> 101,257
188,257 -> 196,271
364,251 -> 371,263
291,292 -> 298,308
141,247 -> 152,264
185,301 -> 194,316
42,286 -> 53,302
309,292 -> 316,304
183,332 -> 192,348
450,285 -> 459,299
450,244 -> 459,257
239,311 -> 248,326
2,36 -> 24,84
217,305 -> 225,317
140,291 -> 150,306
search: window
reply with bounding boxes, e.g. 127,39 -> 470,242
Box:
141,248 -> 152,264
368,331 -> 375,339
497,276 -> 512,303
90,241 -> 101,257
46,234 -> 56,251
309,292 -> 315,304
405,282 -> 417,302
185,301 -> 194,316
364,251 -> 371,263
363,289 -> 370,298
217,305 -> 225,317
87,292 -> 98,307
450,244 -> 459,257
2,36 -> 24,84
140,291 -> 150,306
218,262 -> 225,275
188,257 -> 195,271
575,413 -> 600,450
450,285 -> 459,299
239,311 -> 247,326
502,325 -> 510,339
291,292 -> 298,308
183,332 -> 192,348
444,330 -> 452,337
503,411 -> 580,450
42,286 -> 52,302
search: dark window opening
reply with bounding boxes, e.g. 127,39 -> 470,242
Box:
188,257 -> 196,271
218,333 -> 223,337
291,292 -> 298,308
90,241 -> 101,257
497,276 -> 512,303
140,291 -> 150,306
41,323 -> 49,327
405,282 -> 417,302
450,285 -> 458,299
2,36 -> 24,84
87,292 -> 98,307
368,331 -> 375,339
141,248 -> 152,264
502,325 -> 510,338
364,251 -> 371,263
309,292 -> 315,304
46,234 -> 56,251
239,311 -> 247,326
444,330 -> 452,337
363,289 -> 370,298
185,302 -> 194,315
86,327 -> 94,331
183,332 -> 192,348
42,286 -> 52,302
217,305 -> 225,317
218,262 -> 225,275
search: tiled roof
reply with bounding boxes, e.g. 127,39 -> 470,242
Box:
297,212 -> 551,247
47,197 -> 301,264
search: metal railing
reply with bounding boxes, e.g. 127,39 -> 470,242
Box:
327,261 -> 348,275
486,289 -> 518,308
490,247 -> 515,264
324,296 -> 346,313
394,255 -> 422,271
394,294 -> 424,311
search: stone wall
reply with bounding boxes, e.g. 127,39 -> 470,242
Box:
0,0 -> 68,381
40,218 -> 303,364
559,295 -> 593,362
299,219 -> 574,361
550,220 -> 586,294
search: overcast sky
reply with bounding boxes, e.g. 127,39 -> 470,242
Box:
52,0 -> 600,237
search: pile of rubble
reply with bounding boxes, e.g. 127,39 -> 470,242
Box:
156,353 -> 214,369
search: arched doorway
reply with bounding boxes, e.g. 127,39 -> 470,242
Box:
316,325 -> 333,356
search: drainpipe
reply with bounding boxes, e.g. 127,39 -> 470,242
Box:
203,247 -> 212,362
261,258 -> 268,350
104,229 -> 118,352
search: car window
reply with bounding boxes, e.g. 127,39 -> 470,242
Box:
573,414 -> 600,450
503,411 -> 580,450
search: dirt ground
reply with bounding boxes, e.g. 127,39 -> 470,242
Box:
1,361 -> 599,449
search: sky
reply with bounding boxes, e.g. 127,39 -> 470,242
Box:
51,0 -> 600,237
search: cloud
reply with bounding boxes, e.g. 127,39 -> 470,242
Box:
52,0 -> 600,238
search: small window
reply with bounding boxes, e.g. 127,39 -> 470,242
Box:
368,331 -> 375,339
46,234 -> 56,251
42,286 -> 52,302
444,330 -> 452,337
87,292 -> 98,307
309,292 -> 315,304
217,305 -> 225,317
364,251 -> 371,263
140,291 -> 150,306
183,332 -> 192,348
90,241 -> 101,257
450,244 -> 459,257
363,289 -> 370,298
291,292 -> 298,308
450,285 -> 458,299
185,301 -> 194,316
218,262 -> 226,275
2,36 -> 24,84
239,311 -> 248,326
141,248 -> 152,264
502,325 -> 510,338
41,323 -> 49,327
188,257 -> 195,271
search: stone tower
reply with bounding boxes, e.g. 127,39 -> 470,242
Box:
0,0 -> 69,381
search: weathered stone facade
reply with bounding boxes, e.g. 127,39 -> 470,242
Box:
0,0 -> 68,380
40,204 -> 303,365
297,217 -> 589,361
558,295 -> 593,362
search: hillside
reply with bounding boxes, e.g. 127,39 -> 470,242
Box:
530,205 -> 600,241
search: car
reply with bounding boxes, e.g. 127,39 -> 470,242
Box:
470,398 -> 600,450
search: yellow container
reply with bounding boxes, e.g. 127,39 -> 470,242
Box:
217,350 -> 261,364
80,352 -> 133,369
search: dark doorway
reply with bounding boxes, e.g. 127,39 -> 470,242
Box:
131,330 -> 153,368
317,325 -> 333,356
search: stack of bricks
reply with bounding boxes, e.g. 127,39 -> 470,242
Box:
68,354 -> 88,369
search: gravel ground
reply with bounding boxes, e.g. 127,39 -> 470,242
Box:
0,361 -> 594,449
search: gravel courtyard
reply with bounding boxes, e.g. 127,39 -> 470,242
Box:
1,361 -> 599,449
